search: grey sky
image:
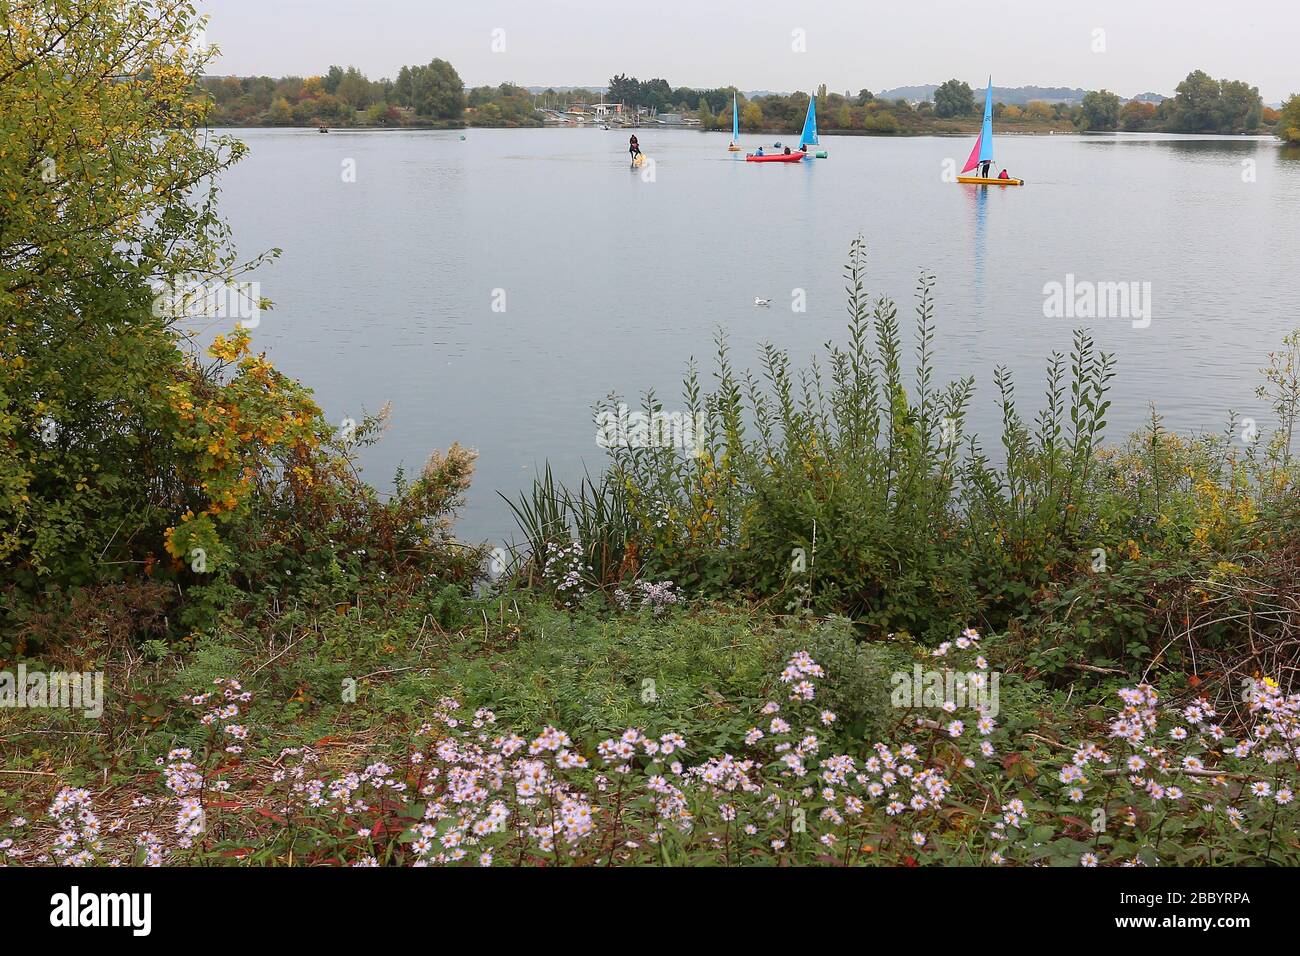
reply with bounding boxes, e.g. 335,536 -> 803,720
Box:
197,0 -> 1297,102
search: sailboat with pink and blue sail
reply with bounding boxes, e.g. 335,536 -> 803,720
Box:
956,77 -> 1023,185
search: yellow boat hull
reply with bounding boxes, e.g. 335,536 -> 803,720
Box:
957,176 -> 1024,186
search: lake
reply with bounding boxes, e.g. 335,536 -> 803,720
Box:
211,127 -> 1300,545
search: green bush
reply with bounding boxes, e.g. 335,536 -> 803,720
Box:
0,1 -> 482,650
596,240 -> 1117,642
512,241 -> 1300,669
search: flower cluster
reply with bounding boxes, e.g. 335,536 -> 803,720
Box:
156,677 -> 253,850
613,579 -> 681,616
46,788 -> 101,867
191,677 -> 252,749
1047,675 -> 1300,866
11,636 -> 1300,867
542,541 -> 591,607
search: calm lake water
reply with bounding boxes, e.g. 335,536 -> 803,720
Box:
212,127 -> 1300,544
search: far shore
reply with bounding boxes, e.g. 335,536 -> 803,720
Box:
211,122 -> 1283,139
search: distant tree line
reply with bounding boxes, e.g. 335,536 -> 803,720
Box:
612,74 -> 956,135
197,60 -> 1294,141
199,59 -> 543,128
929,71 -> 1276,135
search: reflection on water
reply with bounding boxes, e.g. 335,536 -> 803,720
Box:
964,184 -> 989,313
1079,134 -> 1267,154
212,128 -> 1300,542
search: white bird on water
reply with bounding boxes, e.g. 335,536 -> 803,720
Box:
754,297 -> 771,307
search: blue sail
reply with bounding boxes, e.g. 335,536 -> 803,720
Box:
799,95 -> 818,147
978,77 -> 994,163
732,91 -> 739,142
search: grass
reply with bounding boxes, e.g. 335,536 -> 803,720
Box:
7,576 -> 1298,866
0,588 -> 805,803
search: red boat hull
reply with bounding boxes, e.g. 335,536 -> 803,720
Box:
746,153 -> 806,163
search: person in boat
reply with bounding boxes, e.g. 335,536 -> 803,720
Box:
998,168 -> 1010,180
799,144 -> 807,153
980,160 -> 991,179
755,146 -> 764,156
783,146 -> 791,154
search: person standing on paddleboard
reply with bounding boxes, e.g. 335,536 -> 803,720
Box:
629,134 -> 641,165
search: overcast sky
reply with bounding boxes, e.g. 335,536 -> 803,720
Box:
196,0 -> 1297,102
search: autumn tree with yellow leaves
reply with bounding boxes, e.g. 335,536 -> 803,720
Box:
0,1 -> 476,643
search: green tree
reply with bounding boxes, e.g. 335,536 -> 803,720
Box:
364,101 -> 394,125
863,112 -> 899,134
1169,70 -> 1221,132
642,78 -> 672,112
398,58 -> 465,120
608,73 -> 641,106
336,67 -> 374,110
464,84 -> 543,127
1280,94 -> 1300,143
1214,80 -> 1263,133
423,58 -> 465,119
0,0 -> 333,616
741,101 -> 764,132
323,65 -> 344,94
697,97 -> 715,130
933,79 -> 974,118
1079,90 -> 1121,131
3,3 -> 483,648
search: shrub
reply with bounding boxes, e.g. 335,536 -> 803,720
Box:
593,240 -> 1119,642
511,241 -> 1300,662
0,1 -> 480,646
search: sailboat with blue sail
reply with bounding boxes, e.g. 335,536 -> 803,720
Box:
957,77 -> 1023,185
797,95 -> 828,158
728,91 -> 742,151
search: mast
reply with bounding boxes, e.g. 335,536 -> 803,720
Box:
978,76 -> 994,164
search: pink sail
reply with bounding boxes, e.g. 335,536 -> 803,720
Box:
961,134 -> 982,173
